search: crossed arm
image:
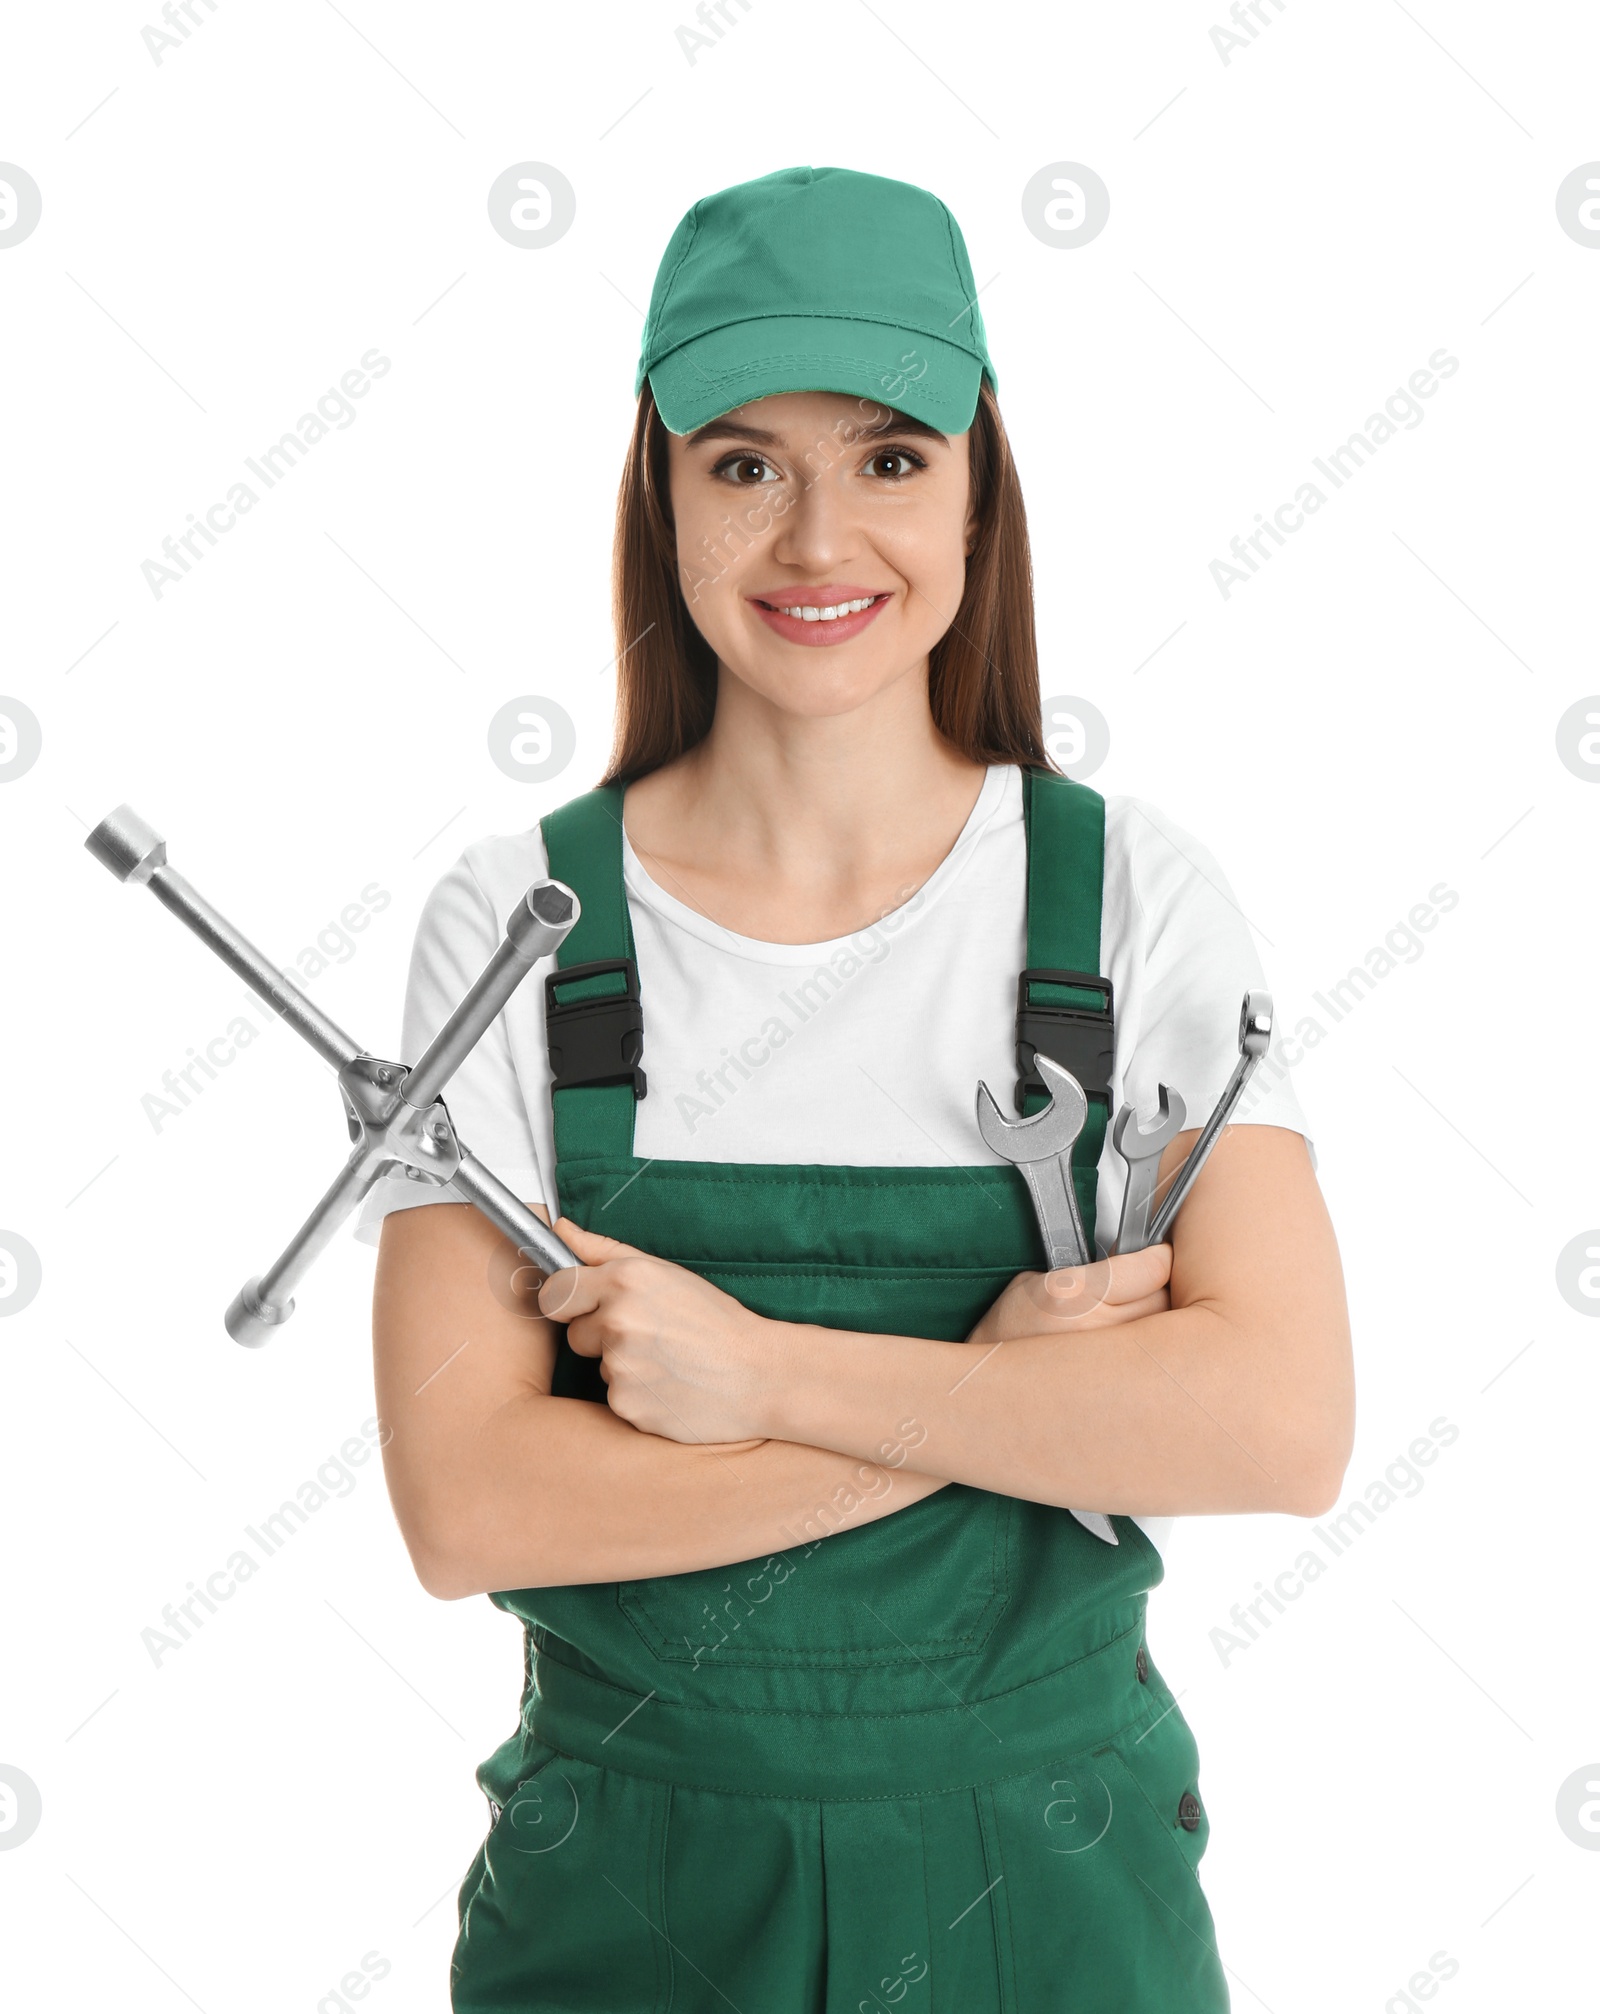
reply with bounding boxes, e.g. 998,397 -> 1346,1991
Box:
372,1123 -> 1353,1601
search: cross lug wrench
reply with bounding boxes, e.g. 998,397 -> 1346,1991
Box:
86,802 -> 588,1345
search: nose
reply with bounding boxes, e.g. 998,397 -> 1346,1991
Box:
768,464 -> 861,577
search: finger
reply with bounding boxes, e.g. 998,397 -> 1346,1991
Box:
537,1263 -> 606,1323
1092,1286 -> 1172,1326
535,1217 -> 647,1320
1047,1240 -> 1168,1305
561,1315 -> 610,1365
551,1215 -> 644,1263
1037,1258 -> 1115,1318
1104,1245 -> 1172,1298
994,1269 -> 1107,1327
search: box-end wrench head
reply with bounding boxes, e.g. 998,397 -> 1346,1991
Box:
1146,991 -> 1273,1247
976,1053 -> 1091,1271
1111,1084 -> 1188,1256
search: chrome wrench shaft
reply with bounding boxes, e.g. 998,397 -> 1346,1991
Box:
1146,992 -> 1272,1246
1111,1085 -> 1188,1255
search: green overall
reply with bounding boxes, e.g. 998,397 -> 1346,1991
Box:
450,769 -> 1231,2013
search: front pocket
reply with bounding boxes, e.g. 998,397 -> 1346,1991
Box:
987,1727 -> 1232,2014
453,1752 -> 671,2014
1096,1701 -> 1228,1997
617,1484 -> 1016,1669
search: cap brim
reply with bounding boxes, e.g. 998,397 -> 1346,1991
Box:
646,314 -> 989,436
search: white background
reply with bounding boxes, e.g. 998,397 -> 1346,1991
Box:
2,2 -> 1597,2009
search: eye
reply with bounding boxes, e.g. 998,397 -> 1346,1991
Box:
863,446 -> 926,481
711,452 -> 780,486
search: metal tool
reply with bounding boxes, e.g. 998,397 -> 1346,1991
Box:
1146,991 -> 1273,1246
976,1052 -> 1091,1271
86,803 -> 585,1345
1110,1085 -> 1188,1255
975,1052 -> 1117,1547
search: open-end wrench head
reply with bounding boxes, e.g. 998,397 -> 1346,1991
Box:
975,1079 -> 1008,1154
1035,1054 -> 1089,1132
1111,1083 -> 1188,1160
1239,991 -> 1273,1058
975,1055 -> 1088,1163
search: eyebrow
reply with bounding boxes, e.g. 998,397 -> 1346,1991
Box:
683,407 -> 949,449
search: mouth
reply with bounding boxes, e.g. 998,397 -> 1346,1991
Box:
747,587 -> 892,648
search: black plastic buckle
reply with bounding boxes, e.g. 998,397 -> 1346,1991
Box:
544,957 -> 647,1098
1015,967 -> 1114,1115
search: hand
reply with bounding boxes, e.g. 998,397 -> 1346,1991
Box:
536,1217 -> 777,1450
965,1244 -> 1172,1350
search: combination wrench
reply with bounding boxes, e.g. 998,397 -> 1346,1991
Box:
1029,1081 -> 1190,1546
1145,992 -> 1273,1247
975,994 -> 1275,1544
1110,1086 -> 1188,1256
975,1052 -> 1118,1547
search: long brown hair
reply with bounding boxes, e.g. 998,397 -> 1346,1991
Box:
601,381 -> 1051,786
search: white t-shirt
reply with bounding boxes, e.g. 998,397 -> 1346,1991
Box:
355,763 -> 1314,1557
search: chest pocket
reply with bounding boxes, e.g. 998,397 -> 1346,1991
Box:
616,1482 -> 1016,1669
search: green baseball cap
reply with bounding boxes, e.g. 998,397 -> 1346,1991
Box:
636,164 -> 997,436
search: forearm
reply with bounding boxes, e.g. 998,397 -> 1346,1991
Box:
430,1393 -> 946,1599
762,1304 -> 1348,1518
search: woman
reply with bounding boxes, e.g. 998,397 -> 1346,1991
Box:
361,165 -> 1353,2013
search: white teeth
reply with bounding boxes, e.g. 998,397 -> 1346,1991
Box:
776,595 -> 878,621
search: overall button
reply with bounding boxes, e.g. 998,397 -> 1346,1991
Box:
1177,1791 -> 1202,1832
1135,1646 -> 1149,1684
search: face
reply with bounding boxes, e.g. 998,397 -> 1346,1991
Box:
665,389 -> 976,720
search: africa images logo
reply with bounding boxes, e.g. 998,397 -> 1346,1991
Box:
1209,348 -> 1460,598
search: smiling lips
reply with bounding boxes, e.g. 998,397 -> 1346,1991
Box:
749,587 -> 891,647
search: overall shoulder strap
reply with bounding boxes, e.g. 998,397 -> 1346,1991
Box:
538,783 -> 642,1164
1019,765 -> 1114,1240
